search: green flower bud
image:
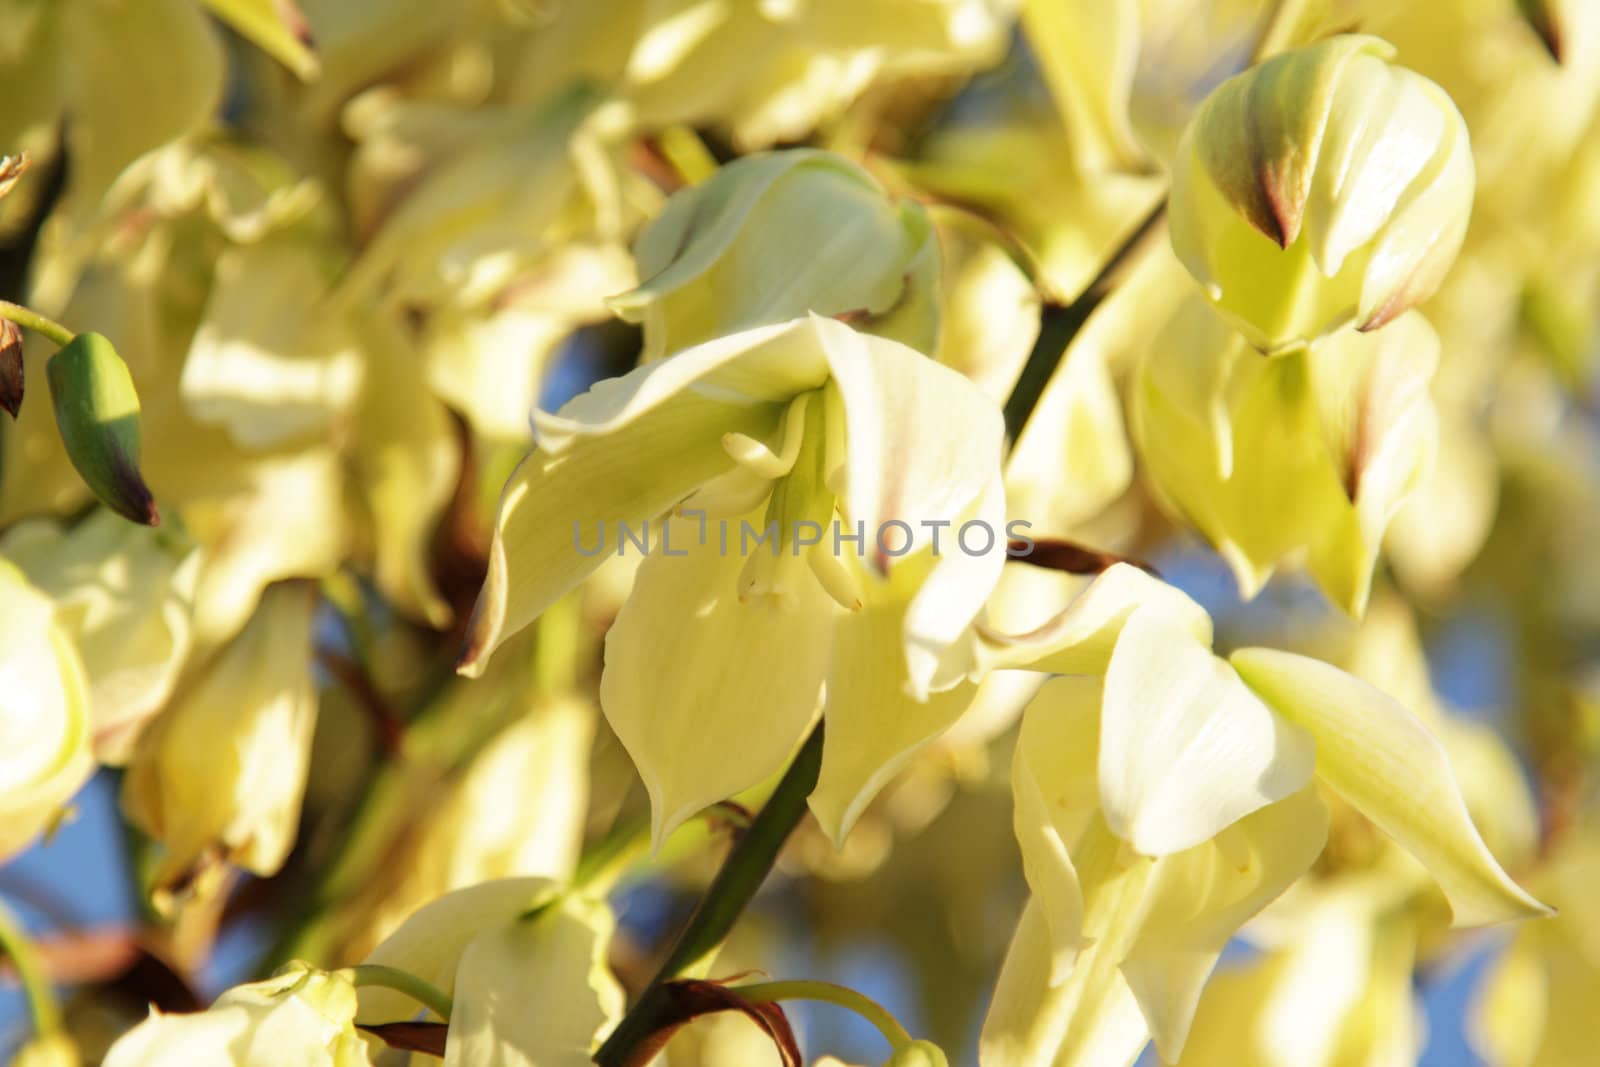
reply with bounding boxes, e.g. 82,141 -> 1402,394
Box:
45,332 -> 158,526
1168,35 -> 1474,354
609,149 -> 940,361
884,1040 -> 950,1067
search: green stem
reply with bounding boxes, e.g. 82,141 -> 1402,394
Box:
734,979 -> 913,1051
0,300 -> 72,349
592,724 -> 825,1067
345,963 -> 455,1022
0,900 -> 62,1038
1002,204 -> 1167,442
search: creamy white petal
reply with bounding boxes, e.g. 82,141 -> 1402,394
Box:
1118,784 -> 1329,1062
602,514 -> 833,848
818,317 -> 1004,573
359,877 -> 560,1024
1011,676 -> 1103,984
977,563 -> 1212,676
1231,647 -> 1552,926
1099,612 -> 1315,856
444,894 -> 624,1067
809,548 -> 976,845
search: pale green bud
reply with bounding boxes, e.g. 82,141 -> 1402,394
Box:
1168,35 -> 1474,353
884,1040 -> 950,1067
609,149 -> 940,361
46,332 -> 158,526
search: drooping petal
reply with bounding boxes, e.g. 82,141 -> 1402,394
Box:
181,239 -> 363,451
1021,0 -> 1144,173
818,317 -> 1005,575
352,310 -> 458,628
121,585 -> 320,902
1099,612 -> 1315,856
602,514 -> 833,848
462,320 -> 833,674
62,0 -> 224,229
1011,676 -> 1103,984
902,477 -> 1008,696
810,547 -> 977,845
358,877 -> 560,1024
977,563 -> 1212,676
1118,784 -> 1330,1062
444,894 -> 624,1067
979,819 -> 1157,1067
1231,647 -> 1553,926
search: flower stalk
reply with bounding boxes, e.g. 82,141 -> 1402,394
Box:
0,900 -> 64,1040
592,724 -> 824,1066
0,300 -> 73,349
343,963 -> 455,1022
733,979 -> 915,1051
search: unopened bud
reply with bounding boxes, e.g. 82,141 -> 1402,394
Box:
0,319 -> 22,418
1169,35 -> 1474,353
46,332 -> 158,525
884,1041 -> 949,1067
608,149 -> 939,361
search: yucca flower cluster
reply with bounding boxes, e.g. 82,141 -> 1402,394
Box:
1,2 -> 1597,1066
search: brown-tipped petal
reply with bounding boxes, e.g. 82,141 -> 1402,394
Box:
0,319 -> 23,418
1517,0 -> 1565,62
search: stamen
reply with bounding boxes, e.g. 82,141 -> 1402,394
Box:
807,543 -> 862,612
722,393 -> 810,479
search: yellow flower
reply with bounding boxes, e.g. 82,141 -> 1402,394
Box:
0,509 -> 199,763
1132,295 -> 1439,615
1168,35 -> 1474,353
358,878 -> 624,1066
461,315 -> 1007,846
104,963 -> 368,1067
978,567 -> 1549,1065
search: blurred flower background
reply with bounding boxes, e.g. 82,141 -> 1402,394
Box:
0,1 -> 1597,1065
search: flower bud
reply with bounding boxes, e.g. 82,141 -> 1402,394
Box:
0,560 -> 94,862
1168,35 -> 1474,353
1,318 -> 22,418
46,332 -> 158,525
885,1040 -> 950,1067
609,149 -> 940,361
